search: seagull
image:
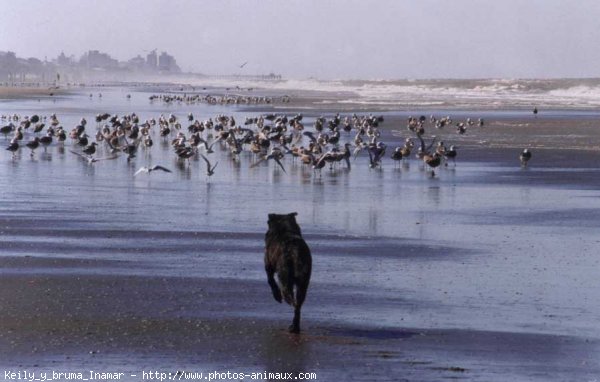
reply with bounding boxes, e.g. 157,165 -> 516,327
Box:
82,142 -> 98,156
55,128 -> 67,144
122,140 -> 139,161
196,137 -> 218,153
367,142 -> 386,168
70,150 -> 118,164
391,147 -> 403,164
520,149 -> 532,167
39,132 -> 53,151
423,152 -> 442,177
239,61 -> 248,69
134,165 -> 172,176
0,124 -> 14,140
25,137 -> 40,157
77,134 -> 89,147
33,123 -> 45,134
444,145 -> 457,166
251,150 -> 287,173
200,154 -> 218,178
6,140 -> 18,157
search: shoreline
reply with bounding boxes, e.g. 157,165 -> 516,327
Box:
0,85 -> 69,99
6,79 -> 600,111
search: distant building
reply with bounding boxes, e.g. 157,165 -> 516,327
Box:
56,51 -> 72,66
26,57 -> 44,73
127,55 -> 146,71
0,48 -> 187,83
0,51 -> 18,80
0,51 -> 18,69
80,50 -> 118,70
158,51 -> 181,73
146,50 -> 158,70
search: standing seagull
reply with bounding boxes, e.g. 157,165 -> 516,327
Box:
25,137 -> 40,157
134,165 -> 172,176
423,152 -> 442,177
82,142 -> 98,156
444,145 -> 457,166
1,124 -> 14,140
6,139 -> 18,158
39,132 -> 53,151
520,149 -> 532,167
200,154 -> 218,178
122,140 -> 139,161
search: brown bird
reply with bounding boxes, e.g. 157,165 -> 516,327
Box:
391,147 -> 403,164
25,137 -> 40,157
423,152 -> 442,177
39,132 -> 53,151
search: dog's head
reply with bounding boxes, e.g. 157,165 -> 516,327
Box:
268,212 -> 301,235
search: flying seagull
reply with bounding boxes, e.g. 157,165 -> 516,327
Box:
134,165 -> 172,176
239,61 -> 248,69
200,154 -> 218,177
70,150 -> 118,164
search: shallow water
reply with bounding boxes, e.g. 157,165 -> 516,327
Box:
1,88 -> 600,379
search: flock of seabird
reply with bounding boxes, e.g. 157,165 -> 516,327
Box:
148,92 -> 291,106
1,107 -> 532,179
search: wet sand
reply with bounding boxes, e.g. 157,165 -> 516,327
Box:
1,256 -> 598,382
1,86 -> 600,381
0,86 -> 68,99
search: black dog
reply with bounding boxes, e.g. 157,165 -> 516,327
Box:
264,212 -> 312,333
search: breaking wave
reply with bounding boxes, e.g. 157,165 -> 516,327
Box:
186,77 -> 600,109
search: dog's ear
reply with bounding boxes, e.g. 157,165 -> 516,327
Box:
267,214 -> 276,230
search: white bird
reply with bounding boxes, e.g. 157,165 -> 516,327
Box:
70,150 -> 118,164
134,165 -> 172,176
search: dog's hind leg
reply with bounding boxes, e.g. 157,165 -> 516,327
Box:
265,264 -> 282,303
290,281 -> 309,334
277,260 -> 295,306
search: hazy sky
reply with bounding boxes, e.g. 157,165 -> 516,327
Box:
1,0 -> 599,79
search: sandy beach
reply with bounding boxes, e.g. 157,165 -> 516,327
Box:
1,84 -> 600,381
0,85 -> 69,99
1,254 -> 598,381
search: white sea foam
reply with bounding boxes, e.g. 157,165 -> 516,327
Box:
183,77 -> 600,108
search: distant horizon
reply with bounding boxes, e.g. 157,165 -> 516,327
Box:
6,45 -> 600,84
